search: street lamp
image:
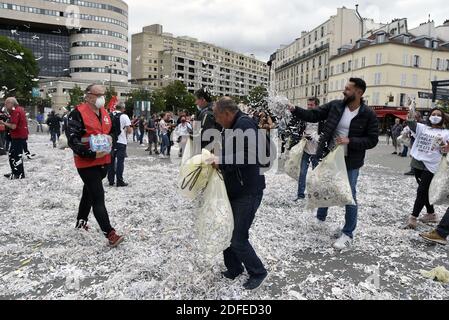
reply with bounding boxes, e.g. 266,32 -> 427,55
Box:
107,63 -> 117,93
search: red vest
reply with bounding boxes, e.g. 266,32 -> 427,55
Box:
74,103 -> 112,169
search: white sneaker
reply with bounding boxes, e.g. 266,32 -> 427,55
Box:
333,234 -> 353,250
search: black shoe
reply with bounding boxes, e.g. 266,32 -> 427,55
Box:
26,153 -> 36,160
4,173 -> 12,179
404,171 -> 415,176
9,174 -> 24,180
221,270 -> 243,280
145,148 -> 150,151
243,273 -> 268,290
392,152 -> 398,155
109,181 -> 115,186
116,181 -> 128,187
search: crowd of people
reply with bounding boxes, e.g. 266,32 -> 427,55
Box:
2,78 -> 449,291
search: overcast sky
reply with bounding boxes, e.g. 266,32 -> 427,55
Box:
127,0 -> 448,62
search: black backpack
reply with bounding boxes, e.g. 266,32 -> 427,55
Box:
110,112 -> 124,145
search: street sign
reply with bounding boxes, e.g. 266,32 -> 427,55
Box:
32,88 -> 40,98
418,91 -> 449,101
432,80 -> 449,87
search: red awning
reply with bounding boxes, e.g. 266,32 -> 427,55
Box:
373,107 -> 408,120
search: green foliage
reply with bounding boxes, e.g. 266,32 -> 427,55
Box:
0,36 -> 39,102
164,81 -> 196,114
247,85 -> 268,110
68,85 -> 84,110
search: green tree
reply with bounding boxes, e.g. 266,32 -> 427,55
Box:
247,85 -> 268,110
0,36 -> 39,102
31,96 -> 52,113
164,81 -> 196,114
68,85 -> 84,110
150,89 -> 166,115
125,88 -> 152,117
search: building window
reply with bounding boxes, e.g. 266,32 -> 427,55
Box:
446,60 -> 449,71
401,74 -> 407,87
374,73 -> 382,85
348,60 -> 352,71
373,92 -> 380,105
321,26 -> 324,37
412,74 -> 418,87
403,54 -> 409,66
413,55 -> 420,68
361,57 -> 366,68
375,53 -> 382,65
436,58 -> 441,70
314,30 -> 318,41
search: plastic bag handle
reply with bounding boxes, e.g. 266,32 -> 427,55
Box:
180,166 -> 203,191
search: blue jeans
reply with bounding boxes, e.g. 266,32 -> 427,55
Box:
437,207 -> 449,239
317,168 -> 360,238
133,129 -> 139,142
108,143 -> 127,184
297,152 -> 319,199
50,130 -> 59,146
139,130 -> 145,144
401,145 -> 408,157
223,194 -> 267,277
160,134 -> 170,155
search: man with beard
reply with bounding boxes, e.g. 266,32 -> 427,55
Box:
288,78 -> 379,250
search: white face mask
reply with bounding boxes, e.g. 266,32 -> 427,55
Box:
429,115 -> 442,125
95,96 -> 105,109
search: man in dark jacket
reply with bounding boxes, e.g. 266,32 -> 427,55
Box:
194,88 -> 222,152
288,78 -> 379,250
46,111 -> 62,148
211,97 -> 268,291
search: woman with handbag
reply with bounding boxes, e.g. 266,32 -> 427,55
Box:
404,107 -> 449,229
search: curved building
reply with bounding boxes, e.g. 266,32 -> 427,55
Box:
0,0 -> 129,83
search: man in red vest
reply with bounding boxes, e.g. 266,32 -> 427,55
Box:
66,84 -> 124,247
0,97 -> 28,179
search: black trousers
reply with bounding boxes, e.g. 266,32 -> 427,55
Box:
9,138 -> 26,178
77,165 -> 113,236
437,207 -> 449,238
223,193 -> 267,278
412,168 -> 435,217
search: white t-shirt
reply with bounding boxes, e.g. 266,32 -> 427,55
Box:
303,123 -> 320,155
176,122 -> 192,137
334,106 -> 360,155
410,123 -> 449,173
159,119 -> 169,135
116,112 -> 131,145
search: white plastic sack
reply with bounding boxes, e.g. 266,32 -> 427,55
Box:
429,156 -> 449,205
285,139 -> 307,180
196,170 -> 234,258
181,137 -> 193,166
178,149 -> 214,200
306,145 -> 355,210
58,135 -> 68,149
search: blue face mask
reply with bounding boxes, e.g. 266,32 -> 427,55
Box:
430,116 -> 442,125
